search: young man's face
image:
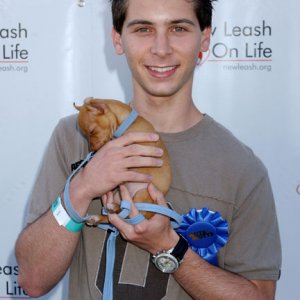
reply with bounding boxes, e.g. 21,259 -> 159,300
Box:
112,0 -> 211,100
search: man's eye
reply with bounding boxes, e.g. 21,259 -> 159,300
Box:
172,26 -> 186,32
136,27 -> 150,33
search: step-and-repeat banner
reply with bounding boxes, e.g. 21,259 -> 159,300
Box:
1,0 -> 299,299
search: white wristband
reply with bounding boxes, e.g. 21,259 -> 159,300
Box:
52,197 -> 84,232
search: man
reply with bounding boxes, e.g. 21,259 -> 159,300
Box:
15,0 -> 281,299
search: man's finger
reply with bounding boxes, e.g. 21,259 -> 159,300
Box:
147,183 -> 167,206
119,185 -> 140,219
114,131 -> 160,147
123,144 -> 164,158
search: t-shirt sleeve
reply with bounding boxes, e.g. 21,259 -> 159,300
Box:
26,116 -> 80,224
224,168 -> 282,281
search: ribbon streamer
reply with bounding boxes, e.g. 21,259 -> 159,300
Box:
176,208 -> 228,266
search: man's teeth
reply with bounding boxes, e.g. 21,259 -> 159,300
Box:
149,66 -> 176,72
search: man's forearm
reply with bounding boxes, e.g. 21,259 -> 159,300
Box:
174,249 -> 275,300
15,209 -> 81,297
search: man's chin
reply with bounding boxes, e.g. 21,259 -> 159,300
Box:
143,86 -> 179,98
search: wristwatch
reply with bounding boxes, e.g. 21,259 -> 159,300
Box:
152,234 -> 189,273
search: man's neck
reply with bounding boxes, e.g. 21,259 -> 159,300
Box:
131,96 -> 203,133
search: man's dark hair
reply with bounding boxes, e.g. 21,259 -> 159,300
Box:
110,0 -> 217,34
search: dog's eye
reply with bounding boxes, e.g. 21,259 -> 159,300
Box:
89,124 -> 97,135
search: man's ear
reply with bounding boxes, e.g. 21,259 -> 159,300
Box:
112,27 -> 124,55
200,27 -> 212,52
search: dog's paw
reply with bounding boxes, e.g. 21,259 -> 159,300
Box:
85,215 -> 101,226
106,202 -> 119,214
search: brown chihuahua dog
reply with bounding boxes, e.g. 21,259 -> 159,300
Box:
74,98 -> 172,224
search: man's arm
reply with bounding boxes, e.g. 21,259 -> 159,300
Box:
174,249 -> 276,300
15,209 -> 81,297
107,184 -> 277,300
15,132 -> 163,297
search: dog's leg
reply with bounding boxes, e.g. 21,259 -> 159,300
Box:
132,189 -> 157,220
86,191 -> 122,225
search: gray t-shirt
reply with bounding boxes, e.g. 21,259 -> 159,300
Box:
26,114 -> 281,300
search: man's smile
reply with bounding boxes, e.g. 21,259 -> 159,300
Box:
146,65 -> 178,78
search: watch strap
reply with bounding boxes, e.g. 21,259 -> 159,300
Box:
171,234 -> 189,263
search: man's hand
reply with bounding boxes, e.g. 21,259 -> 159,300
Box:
69,131 -> 164,210
103,184 -> 179,255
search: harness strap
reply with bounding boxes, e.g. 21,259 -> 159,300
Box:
63,151 -> 94,223
113,109 -> 138,138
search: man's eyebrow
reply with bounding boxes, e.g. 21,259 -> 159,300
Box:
126,18 -> 196,28
127,20 -> 153,28
170,19 -> 196,26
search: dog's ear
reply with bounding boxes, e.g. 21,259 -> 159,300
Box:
77,97 -> 108,115
73,102 -> 81,111
88,100 -> 108,115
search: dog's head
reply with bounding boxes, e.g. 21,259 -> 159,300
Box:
74,98 -> 118,151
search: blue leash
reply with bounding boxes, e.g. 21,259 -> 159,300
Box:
64,109 -> 182,300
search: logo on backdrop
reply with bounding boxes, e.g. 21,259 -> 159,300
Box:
0,265 -> 28,297
202,20 -> 273,72
0,23 -> 29,74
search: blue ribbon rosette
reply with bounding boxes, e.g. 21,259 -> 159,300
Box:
175,208 -> 229,266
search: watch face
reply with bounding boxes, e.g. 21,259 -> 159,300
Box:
154,253 -> 179,273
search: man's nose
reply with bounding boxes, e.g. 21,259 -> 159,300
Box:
150,32 -> 172,57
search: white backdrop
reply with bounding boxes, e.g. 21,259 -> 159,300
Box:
0,0 -> 299,299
